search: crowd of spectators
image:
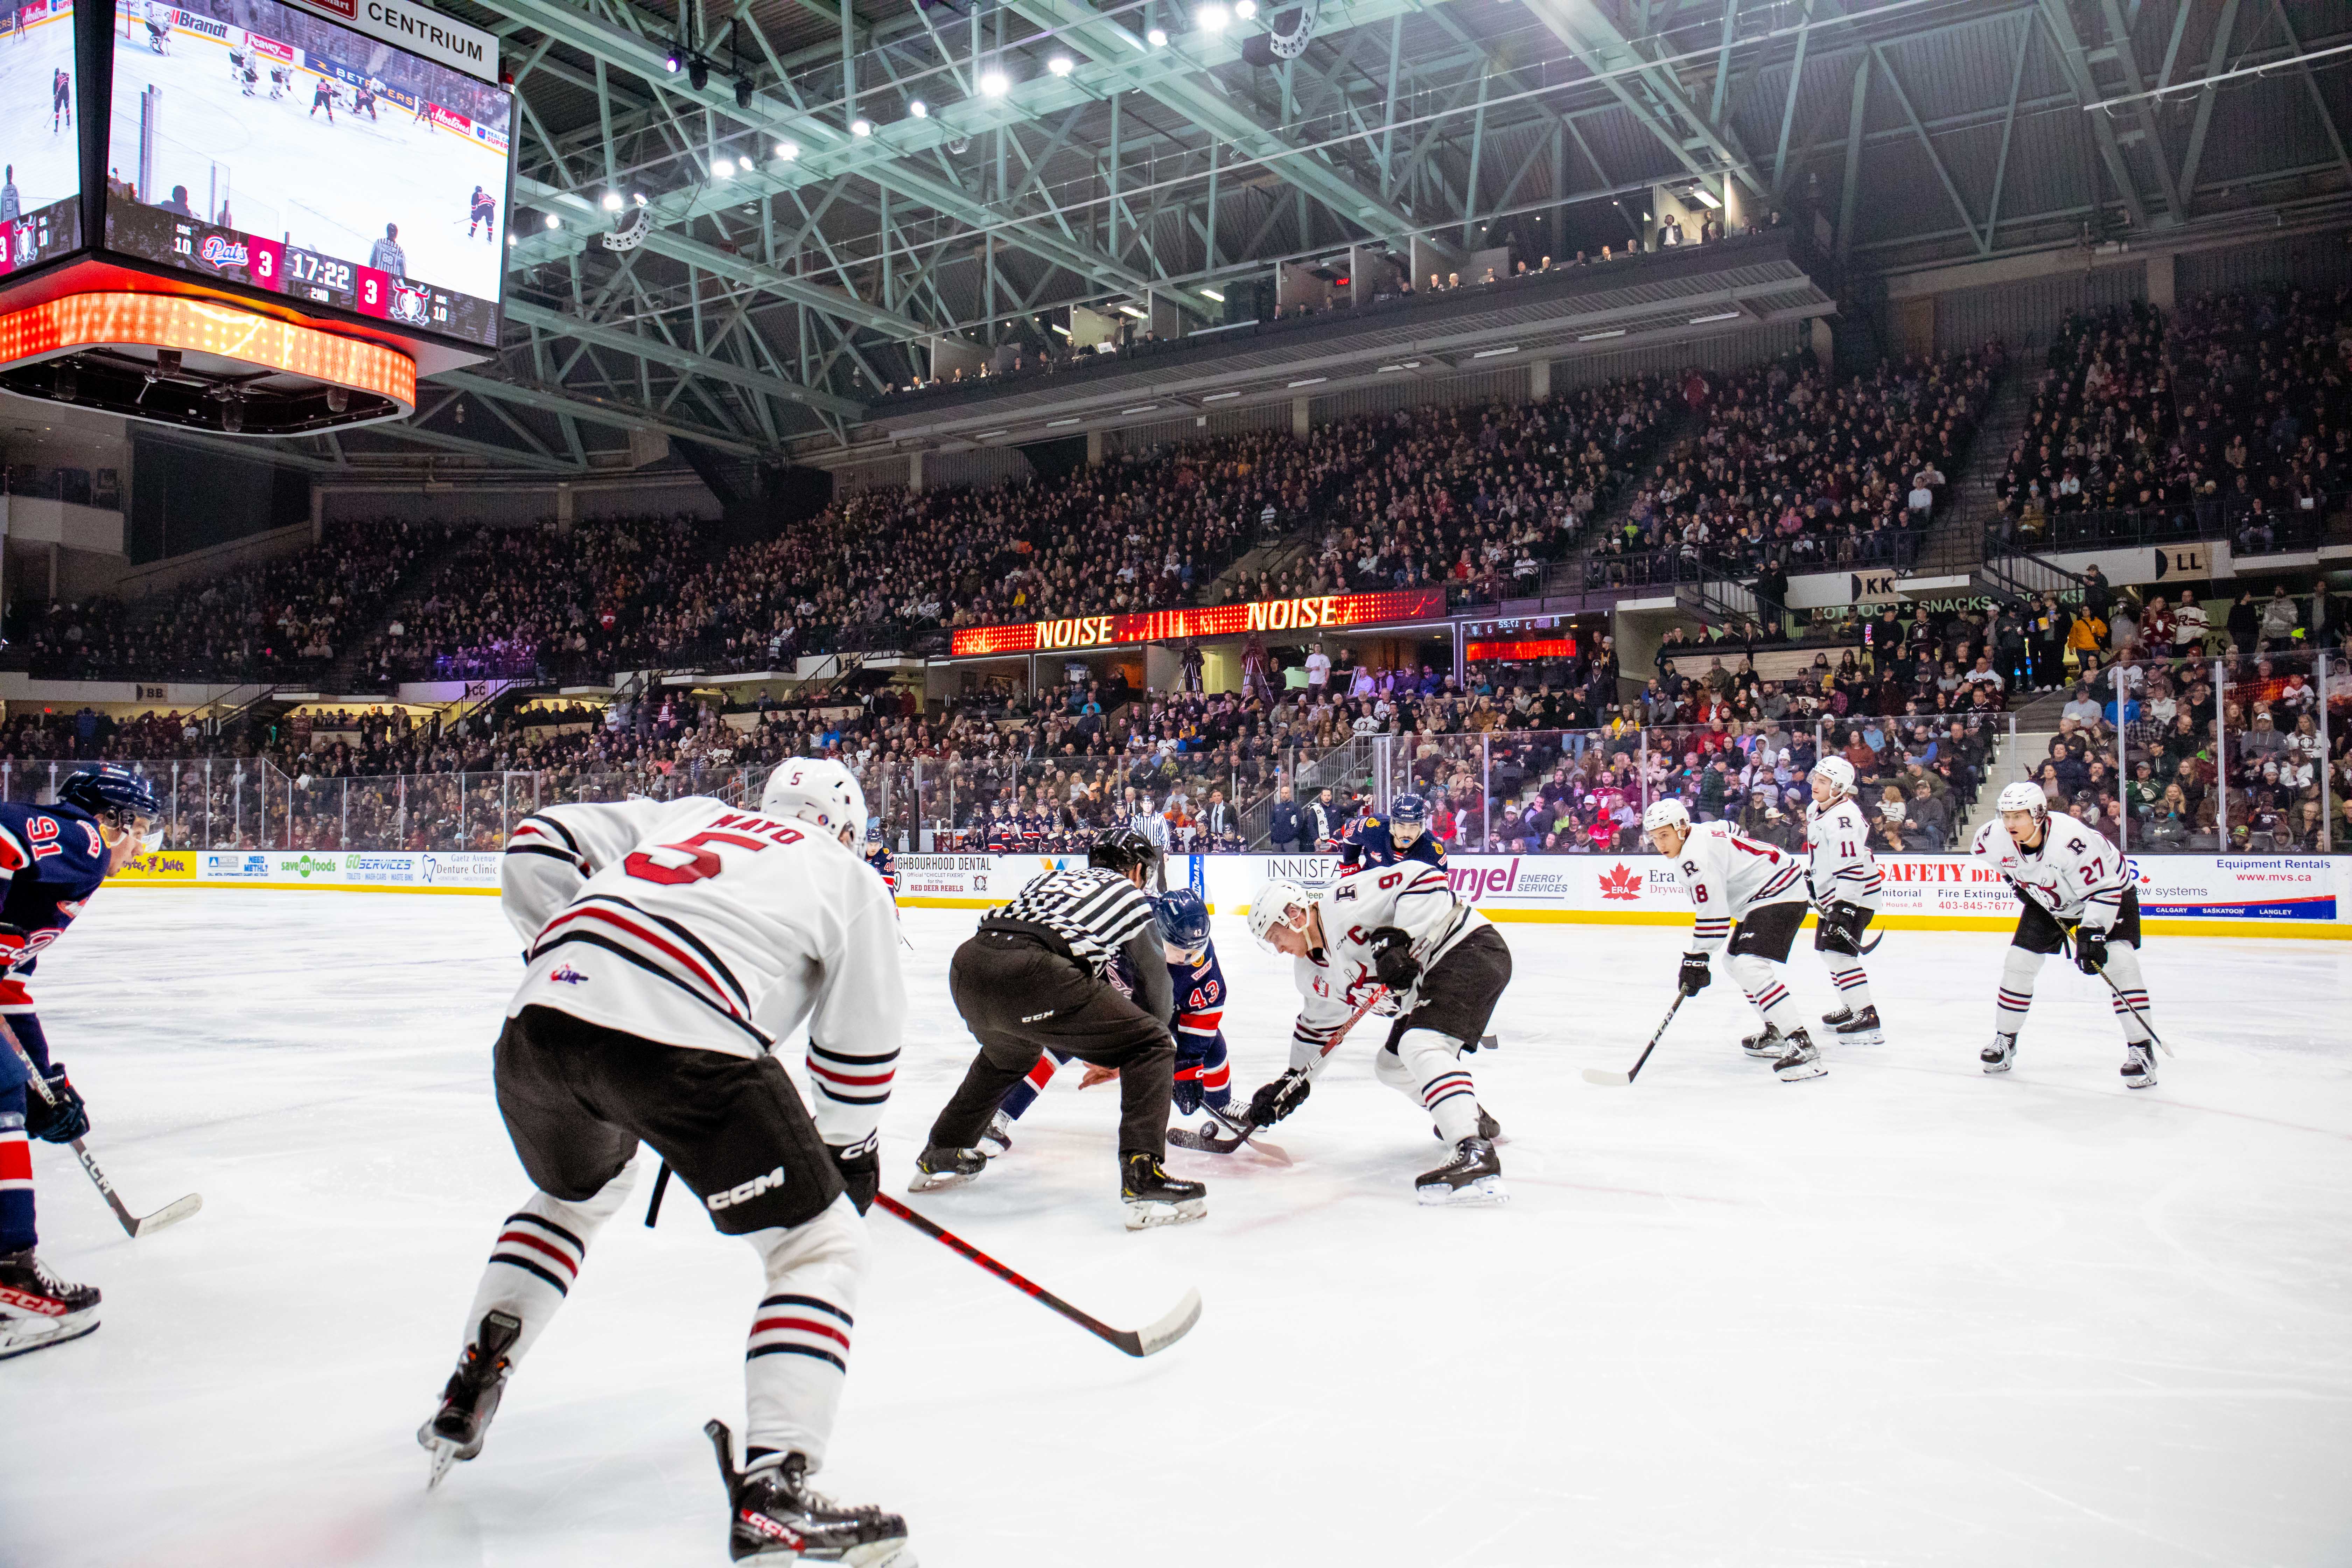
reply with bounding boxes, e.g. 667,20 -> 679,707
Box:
9,519 -> 443,682
1587,345 -> 2004,596
1992,288 -> 2352,554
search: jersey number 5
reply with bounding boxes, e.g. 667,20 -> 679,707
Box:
624,828 -> 782,886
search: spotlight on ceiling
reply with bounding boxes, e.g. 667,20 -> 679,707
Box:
664,42 -> 681,71
776,141 -> 799,161
601,191 -> 623,210
979,68 -> 1009,96
909,99 -> 928,117
734,75 -> 753,110
850,116 -> 873,135
712,156 -> 736,177
1235,0 -> 1257,18
543,212 -> 560,229
1146,25 -> 1168,44
1199,3 -> 1228,31
1048,54 -> 1073,75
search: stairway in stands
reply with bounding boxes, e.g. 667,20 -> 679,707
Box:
318,526 -> 487,693
1919,349 -> 2042,576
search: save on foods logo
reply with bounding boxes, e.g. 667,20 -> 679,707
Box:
1598,863 -> 1643,901
285,855 -> 339,880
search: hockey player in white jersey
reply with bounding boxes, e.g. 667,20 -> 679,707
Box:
1642,798 -> 1825,1081
420,758 -> 914,1565
1972,780 -> 2158,1088
1804,757 -> 1886,1044
1243,863 -> 1513,1203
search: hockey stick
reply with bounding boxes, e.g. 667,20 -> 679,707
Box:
0,1017 -> 200,1237
2061,933 -> 2173,1058
1582,993 -> 1685,1087
875,1193 -> 1200,1357
643,1162 -> 673,1228
1167,990 -> 1387,1156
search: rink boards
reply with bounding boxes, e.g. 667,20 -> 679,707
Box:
109,846 -> 2352,937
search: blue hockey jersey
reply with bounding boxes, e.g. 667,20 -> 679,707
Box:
1334,813 -> 1448,871
0,800 -> 111,1012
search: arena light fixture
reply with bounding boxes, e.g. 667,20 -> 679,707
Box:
543,213 -> 560,229
1147,26 -> 1169,45
735,75 -> 754,111
1202,390 -> 1241,401
665,42 -> 682,72
1235,0 -> 1257,17
1199,287 -> 1225,302
1685,185 -> 1723,209
1049,54 -> 1074,75
1118,304 -> 1148,319
712,156 -> 736,177
776,141 -> 800,161
1471,345 -> 1518,358
909,99 -> 928,118
1577,328 -> 1625,341
1688,310 -> 1741,324
688,56 -> 710,90
1287,376 -> 1327,387
601,191 -> 624,211
851,117 -> 874,136
1199,3 -> 1229,30
1121,404 -> 1159,413
1047,416 -> 1082,427
974,429 -> 1010,438
980,68 -> 1010,97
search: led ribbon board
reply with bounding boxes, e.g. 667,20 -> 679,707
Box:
949,587 -> 1446,657
0,290 -> 416,409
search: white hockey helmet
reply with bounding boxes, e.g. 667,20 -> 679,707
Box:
1247,879 -> 1313,951
1809,755 -> 1855,802
1640,797 -> 1692,842
761,758 -> 868,846
1995,780 -> 2049,821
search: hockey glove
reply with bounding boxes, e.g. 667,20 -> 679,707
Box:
2073,926 -> 2108,975
1247,1068 -> 1313,1127
1170,1055 -> 1205,1116
1818,904 -> 1863,957
1367,926 -> 1421,991
828,1135 -> 880,1216
1677,951 -> 1714,997
23,1062 -> 88,1145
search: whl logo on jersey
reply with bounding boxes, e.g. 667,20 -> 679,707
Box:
708,1167 -> 785,1211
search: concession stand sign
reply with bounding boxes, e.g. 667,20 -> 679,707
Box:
948,587 -> 1447,657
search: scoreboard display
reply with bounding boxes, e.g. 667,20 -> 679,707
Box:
97,0 -> 511,351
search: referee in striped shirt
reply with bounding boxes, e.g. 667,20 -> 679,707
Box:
912,828 -> 1206,1225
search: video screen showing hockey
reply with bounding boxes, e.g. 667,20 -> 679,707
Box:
102,0 -> 509,344
0,0 -> 84,274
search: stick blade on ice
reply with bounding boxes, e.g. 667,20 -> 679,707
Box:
1581,1068 -> 1634,1087
132,1194 -> 203,1236
1114,1287 -> 1202,1358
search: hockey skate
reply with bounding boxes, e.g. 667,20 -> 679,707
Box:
418,1310 -> 521,1489
1416,1136 -> 1507,1205
1823,1005 -> 1884,1044
707,1420 -> 914,1566
1771,1030 -> 1826,1082
0,1249 -> 100,1362
977,1111 -> 1014,1160
1981,1031 -> 2018,1074
2121,1041 -> 2158,1090
1120,1153 -> 1206,1230
1433,1106 -> 1505,1144
1740,1023 -> 1785,1059
906,1146 -> 986,1192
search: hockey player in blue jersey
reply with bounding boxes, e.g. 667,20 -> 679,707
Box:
0,766 -> 162,1360
979,888 -> 1230,1156
861,826 -> 896,901
1334,792 -> 1446,872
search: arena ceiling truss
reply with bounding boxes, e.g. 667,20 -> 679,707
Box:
300,0 -> 2350,479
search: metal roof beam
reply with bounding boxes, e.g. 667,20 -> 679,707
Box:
430,370 -> 772,456
2031,0 -> 2150,228
503,298 -> 865,418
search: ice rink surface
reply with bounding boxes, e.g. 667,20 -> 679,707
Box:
4,890 -> 2350,1568
0,15 -> 86,215
105,27 -> 509,301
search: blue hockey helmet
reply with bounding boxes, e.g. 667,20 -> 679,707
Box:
1389,793 -> 1430,838
1153,889 -> 1212,951
58,766 -> 162,847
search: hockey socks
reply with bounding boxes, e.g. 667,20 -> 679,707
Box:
1728,952 -> 1801,1034
2100,943 -> 2155,1045
1993,945 -> 2044,1036
460,1161 -> 640,1366
1824,960 -> 1875,1015
743,1195 -> 866,1469
0,1102 -> 32,1255
994,1048 -> 1069,1122
1380,1028 -> 1482,1145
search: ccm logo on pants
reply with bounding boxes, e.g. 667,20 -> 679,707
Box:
707,1166 -> 786,1211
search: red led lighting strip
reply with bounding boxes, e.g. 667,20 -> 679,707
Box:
0,292 -> 417,411
950,587 -> 1446,656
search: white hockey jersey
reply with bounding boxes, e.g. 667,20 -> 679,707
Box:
1971,814 -> 2129,929
1282,861 -> 1488,1070
500,798 -> 905,1148
1665,820 -> 1811,951
1804,797 -> 1883,912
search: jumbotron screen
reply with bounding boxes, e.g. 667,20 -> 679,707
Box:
103,0 -> 510,346
0,0 -> 85,279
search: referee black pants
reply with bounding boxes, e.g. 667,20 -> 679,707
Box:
932,931 -> 1175,1161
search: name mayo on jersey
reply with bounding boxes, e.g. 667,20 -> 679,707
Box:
1667,821 -> 1810,950
1804,797 -> 1883,911
1285,861 -> 1486,1068
500,798 -> 906,1148
1972,815 -> 2127,927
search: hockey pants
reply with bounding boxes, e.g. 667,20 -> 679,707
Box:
0,1014 -> 55,1254
458,1157 -> 868,1471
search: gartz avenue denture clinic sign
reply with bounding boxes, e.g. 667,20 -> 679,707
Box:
949,587 -> 1446,656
